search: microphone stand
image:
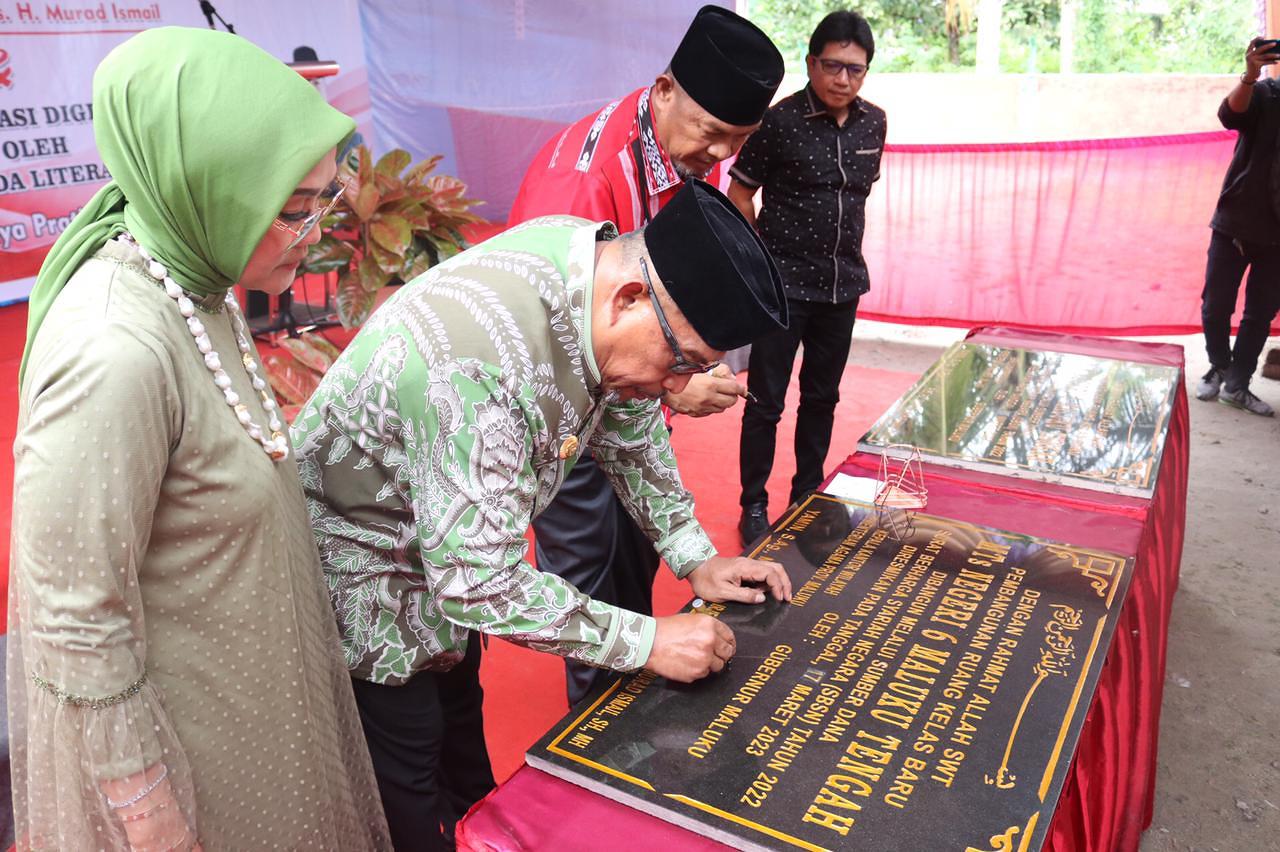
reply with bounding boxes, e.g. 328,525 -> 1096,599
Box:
198,1 -> 235,33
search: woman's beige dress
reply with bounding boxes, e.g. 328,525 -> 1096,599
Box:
8,238 -> 390,850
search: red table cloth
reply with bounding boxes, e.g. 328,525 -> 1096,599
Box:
458,328 -> 1187,852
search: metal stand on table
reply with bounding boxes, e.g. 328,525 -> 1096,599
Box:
874,444 -> 928,540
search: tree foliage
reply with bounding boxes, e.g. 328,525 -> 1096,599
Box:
750,0 -> 966,72
748,0 -> 1254,73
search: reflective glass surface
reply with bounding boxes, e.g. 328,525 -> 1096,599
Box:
859,343 -> 1179,497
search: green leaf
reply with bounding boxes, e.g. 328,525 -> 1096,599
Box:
340,144 -> 361,174
336,271 -> 377,328
371,150 -> 411,202
370,240 -> 405,276
299,331 -> 342,362
426,233 -> 463,263
301,235 -> 354,275
279,336 -> 334,374
423,174 -> 467,207
350,181 -> 381,222
291,143 -> 483,330
369,214 -> 413,255
372,182 -> 408,207
401,245 -> 436,283
375,149 -> 412,178
390,200 -> 434,231
403,154 -> 443,185
358,254 -> 387,294
357,145 -> 374,185
447,226 -> 471,248
262,353 -> 321,407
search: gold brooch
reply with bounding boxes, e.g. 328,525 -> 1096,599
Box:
559,436 -> 579,460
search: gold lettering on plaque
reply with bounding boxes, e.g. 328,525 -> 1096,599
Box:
1046,546 -> 1122,599
965,823 -> 1021,852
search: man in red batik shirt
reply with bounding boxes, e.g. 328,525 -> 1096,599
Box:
509,5 -> 785,704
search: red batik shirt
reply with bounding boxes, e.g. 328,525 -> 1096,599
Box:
509,86 -> 722,229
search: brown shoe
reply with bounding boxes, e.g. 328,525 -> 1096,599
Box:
1266,348 -> 1280,366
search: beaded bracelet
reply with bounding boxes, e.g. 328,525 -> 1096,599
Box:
105,764 -> 168,810
119,798 -> 171,823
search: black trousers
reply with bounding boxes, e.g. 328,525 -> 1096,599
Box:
740,297 -> 859,510
351,636 -> 496,851
532,450 -> 660,705
1202,229 -> 1280,391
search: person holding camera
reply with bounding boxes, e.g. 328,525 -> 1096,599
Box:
1195,36 -> 1280,416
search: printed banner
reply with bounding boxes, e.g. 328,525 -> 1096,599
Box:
0,0 -> 370,303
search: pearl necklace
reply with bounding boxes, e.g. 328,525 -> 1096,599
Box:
122,234 -> 290,461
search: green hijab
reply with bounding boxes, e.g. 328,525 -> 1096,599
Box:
19,26 -> 355,387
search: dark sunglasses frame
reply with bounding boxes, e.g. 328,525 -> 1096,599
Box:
638,257 -> 720,375
815,58 -> 868,79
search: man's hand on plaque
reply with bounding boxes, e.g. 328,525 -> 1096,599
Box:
646,613 -> 737,681
687,555 -> 793,605
662,366 -> 746,417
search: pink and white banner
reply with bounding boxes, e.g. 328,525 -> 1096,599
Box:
0,0 -> 370,304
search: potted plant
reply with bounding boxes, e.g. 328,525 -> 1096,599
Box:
262,144 -> 481,411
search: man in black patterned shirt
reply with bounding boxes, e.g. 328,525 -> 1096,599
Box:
728,10 -> 887,543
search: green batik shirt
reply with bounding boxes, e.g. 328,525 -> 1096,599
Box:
291,217 -> 718,685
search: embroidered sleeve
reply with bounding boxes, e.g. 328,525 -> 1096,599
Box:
589,399 -> 717,579
10,316 -> 199,849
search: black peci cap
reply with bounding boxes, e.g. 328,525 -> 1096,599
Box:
669,5 -> 785,127
644,180 -> 788,351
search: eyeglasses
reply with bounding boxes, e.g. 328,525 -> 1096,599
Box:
272,175 -> 351,252
816,58 -> 868,79
638,257 -> 720,375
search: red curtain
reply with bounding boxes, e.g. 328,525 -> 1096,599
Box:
861,131 -> 1258,335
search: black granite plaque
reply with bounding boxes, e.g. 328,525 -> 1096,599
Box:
858,342 -> 1179,498
528,494 -> 1133,852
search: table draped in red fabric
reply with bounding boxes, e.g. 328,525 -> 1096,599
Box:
458,328 -> 1187,852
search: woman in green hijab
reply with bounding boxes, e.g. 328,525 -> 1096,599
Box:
9,27 -> 390,850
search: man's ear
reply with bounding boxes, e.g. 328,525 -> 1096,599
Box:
652,72 -> 675,105
608,279 -> 647,327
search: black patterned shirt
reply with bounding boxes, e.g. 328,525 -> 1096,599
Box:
730,85 -> 887,304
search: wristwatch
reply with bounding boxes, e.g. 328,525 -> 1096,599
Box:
1241,72 -> 1259,85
